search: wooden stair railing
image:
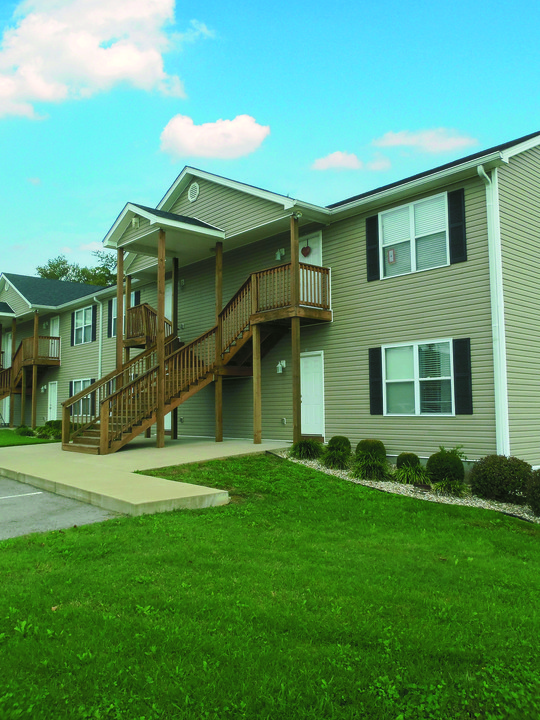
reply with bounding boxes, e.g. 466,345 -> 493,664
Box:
10,335 -> 61,386
126,304 -> 173,345
62,262 -> 331,453
0,367 -> 11,399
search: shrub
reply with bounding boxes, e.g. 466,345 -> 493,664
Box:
355,439 -> 386,461
396,452 -> 421,469
470,455 -> 532,504
35,426 -> 50,439
432,477 -> 469,497
426,448 -> 465,485
322,449 -> 350,470
526,470 -> 540,516
395,464 -> 429,485
15,425 -> 34,437
289,439 -> 324,460
327,436 -> 351,455
352,452 -> 390,481
45,420 -> 63,433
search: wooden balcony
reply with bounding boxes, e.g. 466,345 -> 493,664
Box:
125,303 -> 173,348
12,335 -> 61,385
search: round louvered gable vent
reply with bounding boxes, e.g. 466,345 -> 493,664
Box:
188,182 -> 200,203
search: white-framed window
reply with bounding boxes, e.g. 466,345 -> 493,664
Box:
380,192 -> 449,279
71,378 -> 92,415
110,292 -> 138,338
383,339 -> 454,416
74,306 -> 93,345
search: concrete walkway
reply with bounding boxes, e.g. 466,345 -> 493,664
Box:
0,437 -> 288,516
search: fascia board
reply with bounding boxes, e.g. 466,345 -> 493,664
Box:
328,152 -> 506,219
102,202 -> 135,249
158,167 -> 298,212
1,276 -> 32,311
500,134 -> 540,160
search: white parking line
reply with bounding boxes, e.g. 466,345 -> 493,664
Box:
0,492 -> 43,500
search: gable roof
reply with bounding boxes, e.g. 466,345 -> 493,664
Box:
1,273 -> 105,308
130,204 -> 222,231
0,302 -> 14,315
328,130 -> 540,209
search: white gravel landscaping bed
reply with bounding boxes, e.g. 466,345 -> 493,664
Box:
278,452 -> 540,524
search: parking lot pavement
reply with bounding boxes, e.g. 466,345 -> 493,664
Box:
0,476 -> 120,541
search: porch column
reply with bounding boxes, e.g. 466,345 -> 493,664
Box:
252,323 -> 262,444
31,310 -> 38,429
171,257 -> 179,440
0,323 -> 3,368
21,367 -> 26,426
290,215 -> 301,443
214,242 -> 223,442
116,249 -> 124,372
156,229 -> 166,448
124,274 -> 131,364
10,318 -> 16,427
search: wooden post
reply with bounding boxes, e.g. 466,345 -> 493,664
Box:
290,214 -> 300,308
124,274 -> 131,364
171,257 -> 179,440
252,323 -> 262,444
100,400 -> 110,455
292,316 -> 301,443
156,229 -> 166,448
62,403 -> 70,445
21,367 -> 26,426
31,311 -> 38,429
10,318 -> 16,427
215,242 -> 223,442
116,248 -> 124,372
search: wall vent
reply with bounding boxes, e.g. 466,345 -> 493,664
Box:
188,182 -> 200,203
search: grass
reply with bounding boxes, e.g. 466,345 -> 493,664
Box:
0,429 -> 58,446
1,453 -> 540,719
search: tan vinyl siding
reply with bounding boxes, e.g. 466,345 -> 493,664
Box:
314,177 -> 495,460
171,178 -> 288,237
126,254 -> 158,275
2,284 -> 30,315
498,145 -> 540,464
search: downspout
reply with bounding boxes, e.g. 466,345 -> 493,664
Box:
477,165 -> 510,456
93,296 -> 103,379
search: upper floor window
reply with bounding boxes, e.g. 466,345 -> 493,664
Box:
380,193 -> 448,278
365,188 -> 467,282
73,306 -> 94,345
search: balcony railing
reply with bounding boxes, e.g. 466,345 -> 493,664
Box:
252,262 -> 330,313
11,336 -> 61,383
125,303 -> 173,345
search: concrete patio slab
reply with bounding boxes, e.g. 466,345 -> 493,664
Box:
0,437 -> 289,516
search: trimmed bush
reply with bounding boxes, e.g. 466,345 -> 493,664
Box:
327,436 -> 351,455
527,470 -> 540,516
432,477 -> 469,498
396,452 -> 420,469
323,449 -> 350,470
289,439 -> 324,460
352,452 -> 390,481
355,439 -> 386,461
45,420 -> 63,433
426,449 -> 465,485
15,425 -> 34,437
470,455 -> 532,504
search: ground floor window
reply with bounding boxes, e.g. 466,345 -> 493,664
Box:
70,378 -> 93,416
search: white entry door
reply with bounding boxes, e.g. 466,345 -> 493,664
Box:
1,332 -> 11,424
300,351 -> 325,437
48,381 -> 58,421
49,315 -> 60,357
165,281 -> 173,323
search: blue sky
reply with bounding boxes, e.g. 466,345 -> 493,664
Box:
1,0 -> 539,276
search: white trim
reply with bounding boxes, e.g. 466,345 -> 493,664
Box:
47,381 -> 58,422
300,350 -> 325,438
501,134 -> 540,161
480,166 -> 510,455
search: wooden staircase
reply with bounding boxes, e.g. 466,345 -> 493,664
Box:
62,261 -> 330,455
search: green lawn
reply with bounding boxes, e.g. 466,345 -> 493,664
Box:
1,454 -> 539,719
0,429 -> 58,446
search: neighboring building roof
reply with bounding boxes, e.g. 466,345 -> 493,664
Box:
131,204 -> 222,231
2,273 -> 105,307
0,302 -> 14,314
327,130 -> 540,209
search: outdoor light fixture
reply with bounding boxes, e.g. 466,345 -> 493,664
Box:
40,385 -> 47,393
275,248 -> 286,261
276,360 -> 286,374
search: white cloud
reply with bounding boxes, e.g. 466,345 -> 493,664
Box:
160,114 -> 270,159
373,128 -> 478,154
366,154 -> 391,171
79,241 -> 103,251
311,151 -> 363,171
27,176 -> 41,184
0,1 -> 212,118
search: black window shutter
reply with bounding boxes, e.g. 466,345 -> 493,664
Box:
453,338 -> 473,414
448,189 -> 467,264
366,215 -> 380,282
369,347 -> 383,415
91,305 -> 97,342
70,313 -> 75,346
134,290 -> 141,306
107,300 -> 113,338
90,379 -> 96,415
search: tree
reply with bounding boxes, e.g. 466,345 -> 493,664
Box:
36,251 -> 116,286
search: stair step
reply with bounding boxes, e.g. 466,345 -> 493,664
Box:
73,437 -> 100,446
